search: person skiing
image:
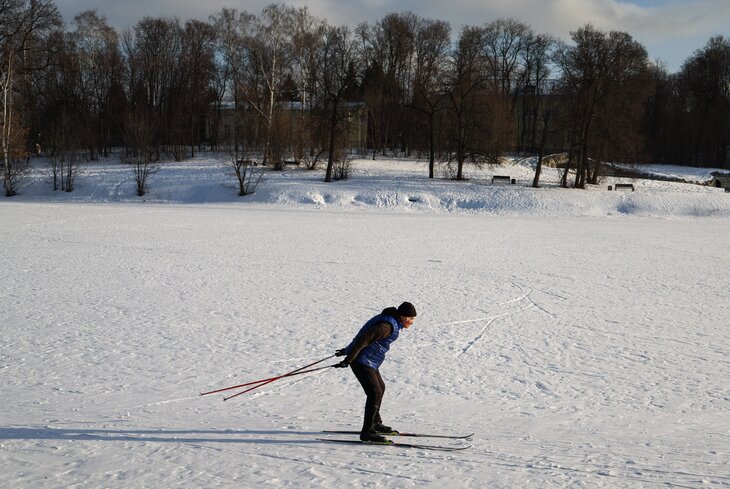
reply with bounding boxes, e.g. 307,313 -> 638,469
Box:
334,301 -> 417,443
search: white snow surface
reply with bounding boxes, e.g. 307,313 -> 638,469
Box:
2,157 -> 730,488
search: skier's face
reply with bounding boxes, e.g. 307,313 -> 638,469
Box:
401,316 -> 415,329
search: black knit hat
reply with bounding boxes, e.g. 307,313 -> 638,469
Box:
397,301 -> 417,317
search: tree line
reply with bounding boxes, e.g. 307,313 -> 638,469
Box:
3,0 -> 730,197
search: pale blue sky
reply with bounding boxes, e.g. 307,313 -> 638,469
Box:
55,0 -> 730,72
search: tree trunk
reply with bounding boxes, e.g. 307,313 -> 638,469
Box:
325,99 -> 338,182
532,112 -> 549,188
428,112 -> 435,179
2,56 -> 14,196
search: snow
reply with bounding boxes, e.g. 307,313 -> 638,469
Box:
2,156 -> 730,488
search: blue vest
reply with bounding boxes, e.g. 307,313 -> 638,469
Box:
346,314 -> 403,369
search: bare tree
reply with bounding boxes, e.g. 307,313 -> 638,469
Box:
519,32 -> 554,153
320,25 -> 359,182
59,143 -> 80,192
210,8 -> 254,152
514,32 -> 557,188
444,26 -> 490,180
289,7 -> 327,163
554,25 -> 652,188
180,19 -> 217,157
482,19 -> 529,94
122,17 -> 184,159
589,31 -> 653,180
43,36 -> 84,193
676,37 -> 730,167
481,18 -> 531,152
531,104 -> 555,188
71,10 -> 122,159
643,61 -> 677,165
38,27 -> 92,193
410,18 -> 450,178
228,147 -> 264,196
122,112 -> 157,196
358,13 -> 418,157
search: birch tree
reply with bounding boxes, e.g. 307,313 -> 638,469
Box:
240,4 -> 295,168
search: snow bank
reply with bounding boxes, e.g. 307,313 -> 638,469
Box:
12,156 -> 730,218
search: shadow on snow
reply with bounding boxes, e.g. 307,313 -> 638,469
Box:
0,426 -> 329,446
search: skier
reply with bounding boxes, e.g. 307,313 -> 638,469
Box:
334,301 -> 417,443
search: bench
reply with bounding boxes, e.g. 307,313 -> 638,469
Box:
492,175 -> 515,185
610,183 -> 635,191
714,176 -> 730,189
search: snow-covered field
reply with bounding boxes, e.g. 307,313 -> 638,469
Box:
1,157 -> 729,488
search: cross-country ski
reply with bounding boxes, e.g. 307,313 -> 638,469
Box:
322,430 -> 474,440
317,438 -> 471,452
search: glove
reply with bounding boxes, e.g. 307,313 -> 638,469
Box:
334,359 -> 350,368
335,348 -> 346,357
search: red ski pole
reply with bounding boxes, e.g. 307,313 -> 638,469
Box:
200,354 -> 336,397
223,364 -> 334,401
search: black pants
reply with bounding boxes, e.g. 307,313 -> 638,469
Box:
350,362 -> 385,433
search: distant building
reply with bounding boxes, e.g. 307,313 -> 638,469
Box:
204,100 -> 368,158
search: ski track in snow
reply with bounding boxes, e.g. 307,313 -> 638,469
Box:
456,283 -> 558,358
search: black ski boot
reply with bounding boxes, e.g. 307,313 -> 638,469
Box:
360,430 -> 390,443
